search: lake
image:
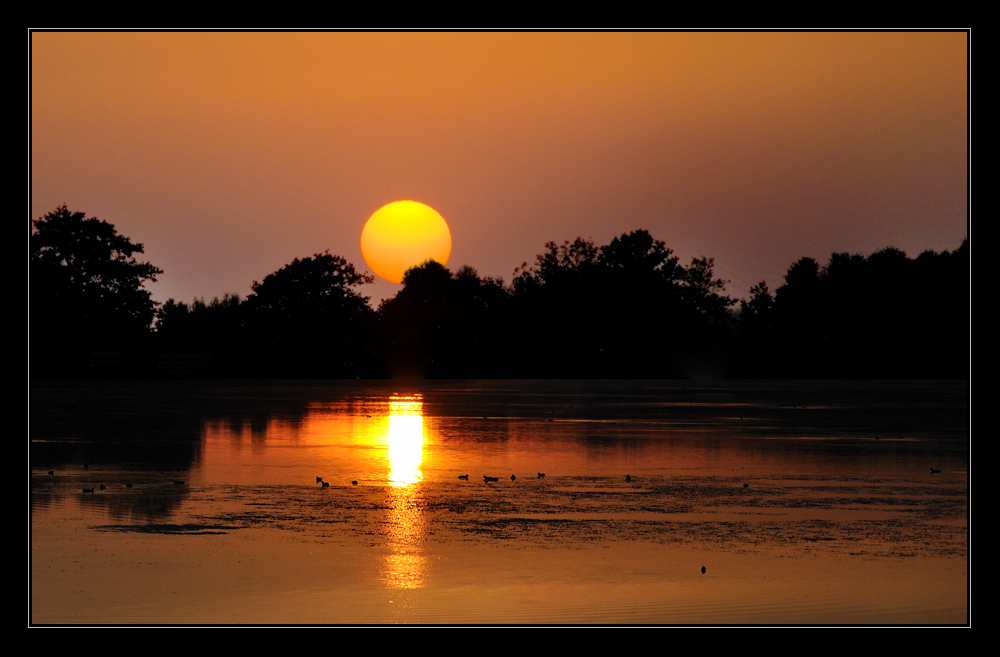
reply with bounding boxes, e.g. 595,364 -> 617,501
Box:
30,379 -> 968,624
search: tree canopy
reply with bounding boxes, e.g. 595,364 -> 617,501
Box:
31,205 -> 162,329
31,206 -> 162,371
243,251 -> 377,377
29,206 -> 966,379
247,250 -> 373,316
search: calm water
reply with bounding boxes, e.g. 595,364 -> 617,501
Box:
30,379 -> 968,624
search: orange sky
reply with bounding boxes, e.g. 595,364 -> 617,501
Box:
31,32 -> 968,306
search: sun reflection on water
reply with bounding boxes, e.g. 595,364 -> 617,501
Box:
387,397 -> 423,487
202,392 -> 432,588
382,396 -> 427,589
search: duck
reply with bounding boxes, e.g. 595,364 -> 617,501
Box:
316,476 -> 324,483
82,487 -> 94,494
625,474 -> 632,482
351,480 -> 358,485
99,483 -> 106,491
125,482 -> 133,489
172,480 -> 185,486
321,481 -> 330,488
484,475 -> 499,483
930,468 -> 942,474
510,474 -> 516,481
538,473 -> 545,479
458,474 -> 469,480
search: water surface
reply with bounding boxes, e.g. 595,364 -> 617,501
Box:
30,379 -> 968,624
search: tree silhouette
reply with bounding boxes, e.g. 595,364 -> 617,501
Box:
31,205 -> 162,373
244,251 -> 377,377
506,230 -> 737,377
681,256 -> 734,322
740,281 -> 774,334
599,230 -> 680,279
153,294 -> 248,375
247,251 -> 373,316
752,241 -> 968,377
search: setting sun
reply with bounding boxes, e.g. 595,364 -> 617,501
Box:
361,201 -> 452,284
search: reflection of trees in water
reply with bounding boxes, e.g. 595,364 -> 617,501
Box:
80,485 -> 191,522
30,473 -> 192,523
30,393 -> 203,482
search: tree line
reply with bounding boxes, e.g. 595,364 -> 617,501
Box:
30,205 -> 968,378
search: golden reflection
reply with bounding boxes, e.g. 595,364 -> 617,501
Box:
388,397 -> 424,487
382,551 -> 427,590
203,393 -> 431,588
382,396 -> 427,589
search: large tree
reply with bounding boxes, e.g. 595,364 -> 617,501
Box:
244,251 -> 377,376
31,205 -> 162,371
377,260 -> 509,378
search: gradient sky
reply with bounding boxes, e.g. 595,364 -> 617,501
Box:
31,32 -> 968,307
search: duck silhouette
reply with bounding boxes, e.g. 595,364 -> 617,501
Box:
625,475 -> 632,482
458,474 -> 469,480
930,468 -> 942,474
510,474 -> 516,481
538,473 -> 545,479
321,481 -> 330,488
484,475 -> 499,483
